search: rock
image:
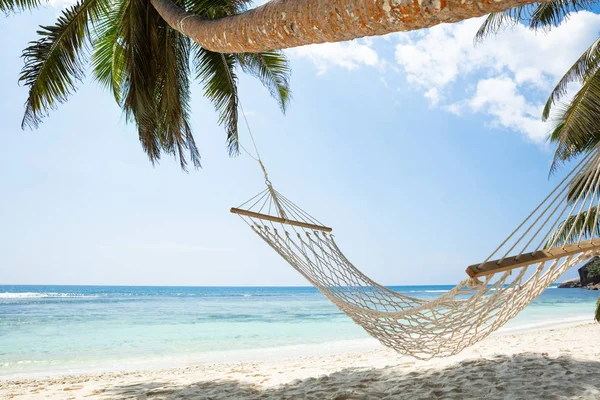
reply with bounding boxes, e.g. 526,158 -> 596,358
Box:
558,278 -> 581,288
586,283 -> 600,291
559,256 -> 600,288
579,257 -> 600,286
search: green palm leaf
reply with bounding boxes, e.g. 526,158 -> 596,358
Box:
545,206 -> 600,247
475,6 -> 530,41
8,0 -> 292,169
20,0 -> 108,128
547,68 -> 600,173
194,48 -> 239,155
91,0 -> 127,103
1,0 -> 47,13
543,38 -> 600,122
154,19 -> 200,170
475,0 -> 597,42
236,51 -> 291,113
187,0 -> 251,17
529,0 -> 596,29
119,0 -> 162,162
117,0 -> 201,168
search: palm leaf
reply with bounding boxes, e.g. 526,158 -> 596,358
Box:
91,0 -> 127,103
566,168 -> 600,202
1,0 -> 47,13
529,0 -> 596,29
236,51 -> 291,113
186,0 -> 251,17
475,0 -> 597,42
194,47 -> 239,155
595,297 -> 600,322
543,38 -> 600,121
19,0 -> 107,128
119,0 -> 162,162
154,19 -> 200,170
117,0 -> 200,168
545,206 -> 600,247
547,68 -> 600,174
475,6 -> 531,42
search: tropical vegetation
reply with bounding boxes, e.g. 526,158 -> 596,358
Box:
1,0 -> 291,170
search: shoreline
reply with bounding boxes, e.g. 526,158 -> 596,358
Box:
0,316 -> 593,381
2,322 -> 599,399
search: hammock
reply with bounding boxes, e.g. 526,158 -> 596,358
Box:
231,146 -> 600,360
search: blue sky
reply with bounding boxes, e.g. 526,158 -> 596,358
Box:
1,6 -> 599,285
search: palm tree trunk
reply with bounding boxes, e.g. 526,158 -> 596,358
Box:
150,0 -> 539,53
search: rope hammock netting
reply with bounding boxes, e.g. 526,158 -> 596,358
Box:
231,146 -> 600,360
217,47 -> 600,359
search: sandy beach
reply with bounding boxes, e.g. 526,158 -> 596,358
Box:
1,321 -> 599,399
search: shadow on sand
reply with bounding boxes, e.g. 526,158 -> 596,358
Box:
102,353 -> 600,399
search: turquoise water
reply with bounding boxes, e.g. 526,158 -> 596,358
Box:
1,285 -> 598,377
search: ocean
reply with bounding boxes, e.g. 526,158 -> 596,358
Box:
0,284 -> 598,378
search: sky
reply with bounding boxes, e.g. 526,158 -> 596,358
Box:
1,5 -> 599,286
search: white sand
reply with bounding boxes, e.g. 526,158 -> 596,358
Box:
2,322 -> 600,399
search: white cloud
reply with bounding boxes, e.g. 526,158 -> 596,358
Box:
288,40 -> 380,74
48,0 -> 77,8
424,87 -> 441,106
467,77 -> 546,142
393,11 -> 600,143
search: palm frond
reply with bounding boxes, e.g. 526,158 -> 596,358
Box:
91,0 -> 127,103
19,0 -> 107,128
119,0 -> 162,162
475,0 -> 597,42
545,206 -> 600,247
117,0 -> 200,168
194,47 -> 239,155
547,68 -> 600,174
565,168 -> 600,202
529,0 -> 596,29
186,0 -> 251,17
236,51 -> 291,113
475,6 -> 531,42
595,297 -> 600,322
543,38 -> 600,121
1,0 -> 47,13
154,18 -> 200,170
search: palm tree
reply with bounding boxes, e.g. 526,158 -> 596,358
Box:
149,0 -> 546,53
477,0 -> 600,322
5,0 -> 550,56
3,0 -> 291,169
2,0 -> 560,168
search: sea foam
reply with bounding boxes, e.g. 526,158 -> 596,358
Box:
0,292 -> 93,299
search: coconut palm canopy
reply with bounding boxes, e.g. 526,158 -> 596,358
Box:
2,0 -> 291,170
2,0 -> 557,170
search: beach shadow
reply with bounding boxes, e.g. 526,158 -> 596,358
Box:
102,353 -> 600,399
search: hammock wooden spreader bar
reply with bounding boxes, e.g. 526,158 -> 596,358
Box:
466,239 -> 600,278
230,207 -> 333,232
